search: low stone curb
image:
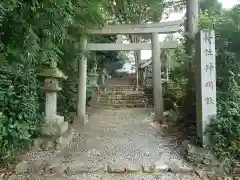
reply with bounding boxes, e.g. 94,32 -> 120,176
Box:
14,159 -> 195,175
11,159 -> 240,180
63,159 -> 194,175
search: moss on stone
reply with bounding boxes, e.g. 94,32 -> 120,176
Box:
39,68 -> 67,80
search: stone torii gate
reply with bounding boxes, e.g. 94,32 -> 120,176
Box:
76,20 -> 183,124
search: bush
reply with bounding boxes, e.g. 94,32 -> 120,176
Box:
209,78 -> 240,161
58,75 -> 94,118
0,64 -> 42,163
168,79 -> 187,115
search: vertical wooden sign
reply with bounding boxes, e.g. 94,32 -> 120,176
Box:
196,29 -> 217,147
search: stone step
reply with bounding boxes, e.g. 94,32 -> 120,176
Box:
98,99 -> 145,104
107,78 -> 136,82
100,95 -> 145,100
89,102 -> 149,108
100,97 -> 145,101
102,85 -> 135,88
104,88 -> 144,92
103,90 -> 145,95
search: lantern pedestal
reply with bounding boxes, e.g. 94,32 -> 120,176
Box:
42,115 -> 68,137
88,73 -> 98,88
145,74 -> 153,88
34,63 -> 74,150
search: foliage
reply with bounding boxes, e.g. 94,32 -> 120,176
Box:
209,74 -> 240,161
57,33 -> 125,117
167,44 -> 188,119
200,0 -> 222,15
104,0 -> 166,24
102,0 -> 183,63
0,0 -> 105,164
0,64 -> 42,163
0,0 -> 74,163
105,53 -> 126,74
204,4 -> 240,162
168,2 -> 240,163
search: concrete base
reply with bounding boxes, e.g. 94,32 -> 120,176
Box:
73,114 -> 89,128
45,115 -> 64,125
32,128 -> 75,151
42,121 -> 68,137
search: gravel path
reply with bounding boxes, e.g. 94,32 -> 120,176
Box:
13,172 -> 201,180
12,108 -> 203,180
58,108 -> 184,166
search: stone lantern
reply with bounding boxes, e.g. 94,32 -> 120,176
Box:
39,61 -> 69,145
100,68 -> 108,85
145,65 -> 153,88
88,64 -> 98,88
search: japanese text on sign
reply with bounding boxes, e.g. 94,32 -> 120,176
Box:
196,29 -> 217,147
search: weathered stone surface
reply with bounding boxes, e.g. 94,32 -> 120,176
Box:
206,171 -> 215,178
28,160 -> 43,174
107,163 -> 125,173
195,169 -> 207,178
183,140 -> 222,170
154,161 -> 169,172
202,158 -> 210,165
32,138 -> 44,151
66,162 -> 103,175
15,161 -> 29,174
32,137 -> 58,150
39,65 -> 67,79
181,140 -> 192,153
87,148 -> 101,157
66,162 -> 89,174
56,128 -> 74,150
233,163 -> 240,176
142,163 -> 156,173
169,159 -> 193,173
7,175 -> 18,180
45,115 -> 64,125
233,167 -> 240,175
41,139 -> 57,150
125,163 -> 141,172
42,121 -> 68,136
0,174 -> 4,180
72,114 -> 88,127
46,163 -> 67,175
212,166 -> 226,176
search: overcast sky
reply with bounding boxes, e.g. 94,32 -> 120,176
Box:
165,0 -> 239,21
219,0 -> 239,8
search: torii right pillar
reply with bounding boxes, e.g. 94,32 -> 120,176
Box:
151,32 -> 164,121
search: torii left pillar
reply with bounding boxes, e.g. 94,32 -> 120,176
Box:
152,32 -> 164,121
77,36 -> 88,125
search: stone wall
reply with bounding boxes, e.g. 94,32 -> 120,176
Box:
181,140 -> 234,176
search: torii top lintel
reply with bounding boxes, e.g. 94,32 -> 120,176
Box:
86,19 -> 184,35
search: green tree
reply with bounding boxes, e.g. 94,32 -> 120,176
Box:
0,0 -> 105,163
197,4 -> 240,161
200,0 -> 222,15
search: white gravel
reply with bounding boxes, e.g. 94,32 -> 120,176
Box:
11,108 -> 203,180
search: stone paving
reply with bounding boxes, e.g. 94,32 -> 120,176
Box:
10,108 -> 204,180
11,172 -> 202,180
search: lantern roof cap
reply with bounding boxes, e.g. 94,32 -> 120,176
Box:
39,61 -> 67,79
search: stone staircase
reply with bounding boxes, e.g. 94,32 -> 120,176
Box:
89,73 -> 150,109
